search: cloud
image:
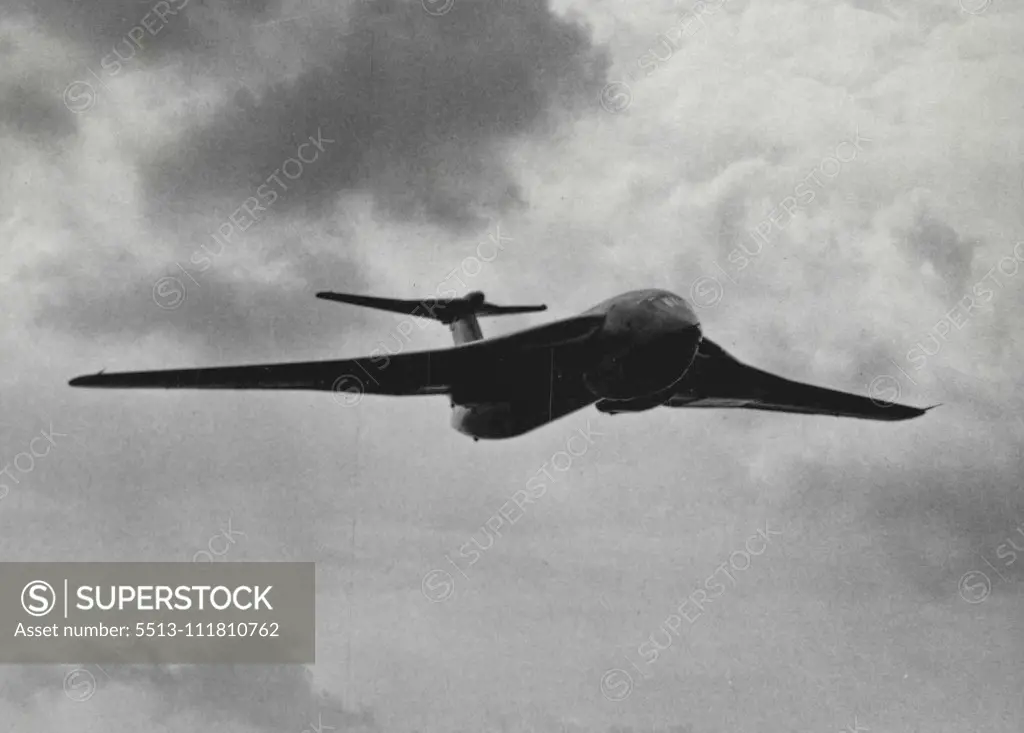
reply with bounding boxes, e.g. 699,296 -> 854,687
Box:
4,0 -> 1024,730
4,664 -> 378,733
140,0 -> 608,228
10,0 -> 275,60
14,0 -> 608,348
0,80 -> 76,143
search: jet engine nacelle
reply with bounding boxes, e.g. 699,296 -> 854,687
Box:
595,388 -> 680,414
583,345 -> 697,400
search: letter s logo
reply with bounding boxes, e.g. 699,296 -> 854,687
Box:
21,580 -> 57,617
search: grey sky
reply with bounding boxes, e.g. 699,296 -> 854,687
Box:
1,0 -> 1022,731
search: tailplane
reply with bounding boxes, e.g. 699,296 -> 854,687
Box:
315,290 -> 547,346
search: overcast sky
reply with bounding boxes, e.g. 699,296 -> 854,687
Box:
1,0 -> 1022,731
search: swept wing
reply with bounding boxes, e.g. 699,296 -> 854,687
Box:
663,339 -> 933,421
68,313 -> 605,395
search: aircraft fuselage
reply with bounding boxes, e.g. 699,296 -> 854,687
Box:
450,289 -> 702,440
68,285 -> 932,434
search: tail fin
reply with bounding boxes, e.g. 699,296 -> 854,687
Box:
315,290 -> 547,346
448,313 -> 483,345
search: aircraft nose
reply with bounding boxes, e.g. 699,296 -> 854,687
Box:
647,292 -> 700,328
675,299 -> 699,328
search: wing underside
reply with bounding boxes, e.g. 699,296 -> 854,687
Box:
68,353 -> 451,394
68,313 -> 606,396
665,338 -> 931,421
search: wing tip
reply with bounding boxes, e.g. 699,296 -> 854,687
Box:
910,402 -> 942,418
888,402 -> 939,421
69,369 -> 105,387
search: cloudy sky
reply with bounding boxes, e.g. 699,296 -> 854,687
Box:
1,0 -> 1022,730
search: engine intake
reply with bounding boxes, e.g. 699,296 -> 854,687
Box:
584,325 -> 702,400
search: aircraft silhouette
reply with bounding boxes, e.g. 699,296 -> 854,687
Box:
69,289 -> 933,440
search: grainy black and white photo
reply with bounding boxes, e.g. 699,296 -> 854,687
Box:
0,0 -> 1021,730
